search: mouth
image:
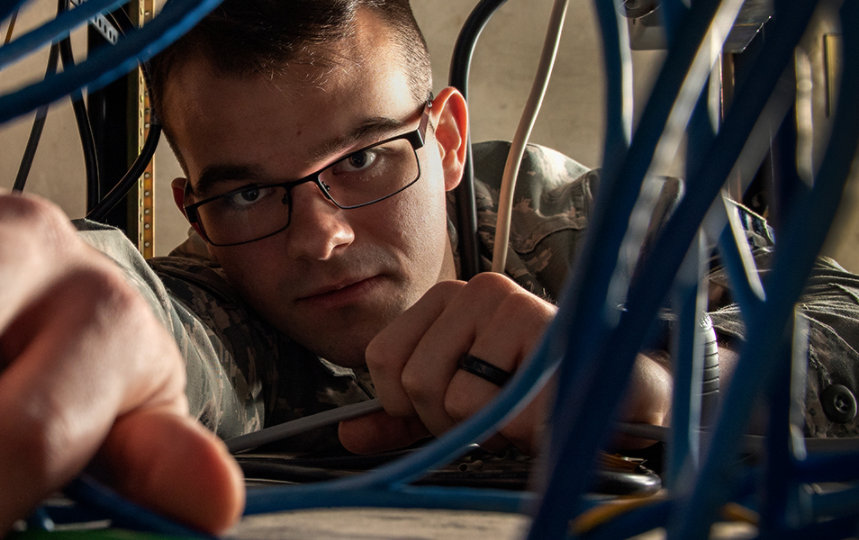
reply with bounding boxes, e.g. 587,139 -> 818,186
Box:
297,275 -> 383,308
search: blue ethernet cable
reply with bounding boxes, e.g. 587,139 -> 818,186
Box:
29,475 -> 215,537
593,0 -> 632,165
671,3 -> 859,536
60,476 -> 216,539
542,0 -> 823,535
532,1 -> 832,537
10,0 -> 859,538
0,0 -> 125,68
0,0 -> 223,124
527,1 -> 746,536
665,8 -> 719,483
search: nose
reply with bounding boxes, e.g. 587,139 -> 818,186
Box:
285,182 -> 355,260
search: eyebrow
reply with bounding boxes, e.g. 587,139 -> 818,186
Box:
307,115 -> 413,163
195,164 -> 267,197
193,115 -> 414,196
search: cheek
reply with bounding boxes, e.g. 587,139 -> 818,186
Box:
210,244 -> 283,301
383,181 -> 451,265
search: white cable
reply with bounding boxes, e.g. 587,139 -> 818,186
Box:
491,0 -> 569,273
225,398 -> 383,453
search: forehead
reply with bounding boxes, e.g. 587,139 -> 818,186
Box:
161,10 -> 417,183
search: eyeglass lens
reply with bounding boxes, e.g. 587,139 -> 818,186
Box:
196,136 -> 420,245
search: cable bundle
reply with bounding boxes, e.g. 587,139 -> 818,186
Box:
7,0 -> 859,538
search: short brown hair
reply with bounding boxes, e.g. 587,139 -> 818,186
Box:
148,0 -> 432,129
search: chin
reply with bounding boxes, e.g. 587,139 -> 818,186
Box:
305,328 -> 378,369
313,341 -> 370,368
326,354 -> 368,369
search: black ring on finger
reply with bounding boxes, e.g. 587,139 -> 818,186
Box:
457,354 -> 512,387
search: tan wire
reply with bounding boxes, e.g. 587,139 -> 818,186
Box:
571,495 -> 759,536
4,10 -> 19,45
491,0 -> 569,273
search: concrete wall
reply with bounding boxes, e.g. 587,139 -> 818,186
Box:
2,1 -> 856,270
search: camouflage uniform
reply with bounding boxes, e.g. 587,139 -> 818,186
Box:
76,140 -> 859,451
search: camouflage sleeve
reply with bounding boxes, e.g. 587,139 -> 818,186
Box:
468,141 -> 679,303
708,207 -> 859,438
74,220 -> 373,450
150,253 -> 374,451
467,141 -> 593,302
467,142 -> 859,439
74,220 -> 266,438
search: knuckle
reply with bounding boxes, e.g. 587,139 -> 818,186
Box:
364,341 -> 398,377
400,364 -> 431,406
497,289 -> 555,328
54,266 -> 186,397
61,265 -> 142,321
422,279 -> 465,302
5,396 -> 78,490
0,193 -> 72,239
467,271 -> 515,294
443,389 -> 470,422
0,194 -> 79,266
463,272 -> 528,309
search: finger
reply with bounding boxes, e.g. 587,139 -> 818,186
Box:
365,280 -> 465,415
444,278 -> 556,453
338,410 -> 431,455
0,194 -> 80,331
98,409 -> 244,534
0,213 -> 243,534
0,269 -> 187,532
403,273 -> 531,437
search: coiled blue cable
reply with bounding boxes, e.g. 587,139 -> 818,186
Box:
9,0 -> 859,537
671,2 -> 859,536
527,2 -> 743,537
561,1 -> 820,536
247,485 -> 537,516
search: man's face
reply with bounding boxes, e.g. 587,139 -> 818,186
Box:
163,11 -> 462,367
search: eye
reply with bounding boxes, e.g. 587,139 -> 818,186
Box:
336,148 -> 379,173
225,185 -> 274,208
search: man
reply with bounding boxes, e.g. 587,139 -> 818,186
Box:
142,0 -> 673,454
1,0 -> 857,535
0,0 -> 671,532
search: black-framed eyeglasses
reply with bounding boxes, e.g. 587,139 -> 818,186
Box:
184,100 -> 433,246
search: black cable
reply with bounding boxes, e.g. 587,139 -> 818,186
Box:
13,41 -> 60,192
86,38 -> 162,223
86,119 -> 161,222
108,5 -> 137,34
84,6 -> 167,224
448,0 -> 508,279
58,0 -> 101,213
11,2 -> 130,195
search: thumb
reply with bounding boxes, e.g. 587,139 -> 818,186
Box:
338,410 -> 431,455
96,408 -> 245,534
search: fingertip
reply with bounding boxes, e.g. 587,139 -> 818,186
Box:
99,411 -> 245,535
338,412 -> 430,455
177,422 -> 246,533
338,416 -> 382,455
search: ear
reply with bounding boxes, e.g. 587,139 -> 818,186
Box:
171,177 -> 190,217
430,87 -> 469,192
171,177 -> 205,237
